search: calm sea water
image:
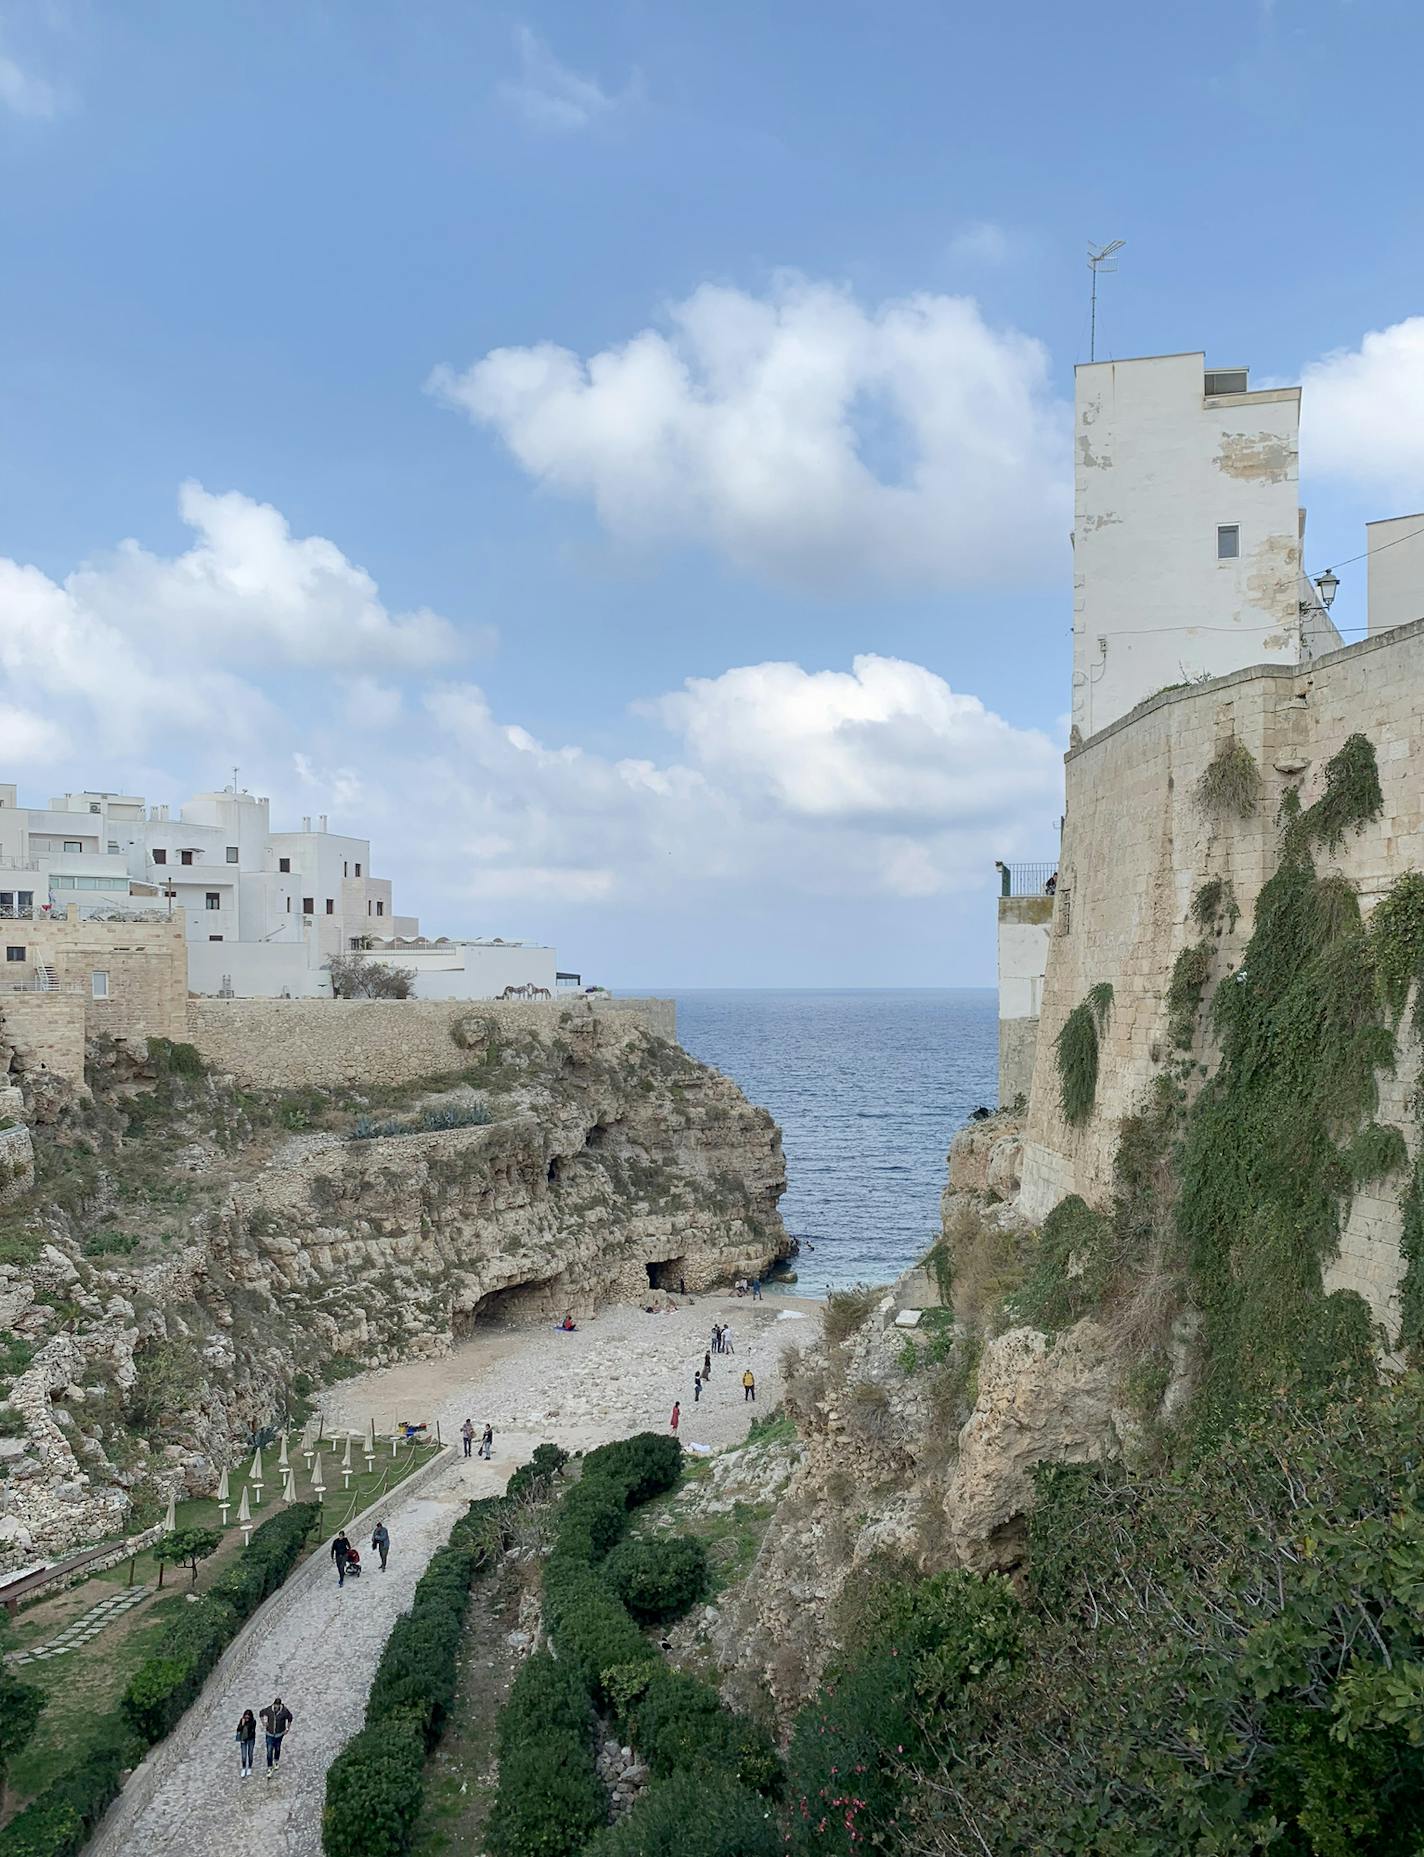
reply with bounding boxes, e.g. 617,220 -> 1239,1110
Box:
667,989 -> 998,1298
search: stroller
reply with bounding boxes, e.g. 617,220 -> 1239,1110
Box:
344,1545 -> 363,1580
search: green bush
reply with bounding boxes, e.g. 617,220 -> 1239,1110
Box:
542,1558 -> 657,1705
629,1669 -> 780,1794
603,1537 -> 708,1624
505,1441 -> 569,1503
322,1713 -> 426,1857
580,1432 -> 683,1506
586,1770 -> 780,1857
497,1652 -> 593,1760
1055,982 -> 1113,1125
484,1738 -> 607,1857
0,1716 -> 140,1857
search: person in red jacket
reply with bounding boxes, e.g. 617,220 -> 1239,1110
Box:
670,1401 -> 680,1434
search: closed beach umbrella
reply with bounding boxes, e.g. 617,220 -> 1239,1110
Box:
282,1465 -> 297,1503
237,1486 -> 251,1525
277,1433 -> 290,1469
162,1491 -> 176,1532
216,1467 -> 230,1503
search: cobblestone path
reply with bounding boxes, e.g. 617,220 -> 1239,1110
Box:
88,1456 -> 501,1857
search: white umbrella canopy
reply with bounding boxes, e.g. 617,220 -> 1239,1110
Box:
277,1433 -> 290,1469
216,1467 -> 230,1503
237,1486 -> 251,1525
282,1465 -> 297,1503
162,1491 -> 176,1533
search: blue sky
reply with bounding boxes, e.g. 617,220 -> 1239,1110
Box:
2,0 -> 1422,985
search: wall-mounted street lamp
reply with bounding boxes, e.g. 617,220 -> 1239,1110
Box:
1314,568 -> 1340,610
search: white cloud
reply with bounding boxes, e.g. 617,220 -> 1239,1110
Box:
1301,317 -> 1424,504
0,704 -> 67,763
948,221 -> 1011,266
498,26 -> 632,133
0,484 -> 479,764
0,40 -> 58,119
431,274 -> 1070,590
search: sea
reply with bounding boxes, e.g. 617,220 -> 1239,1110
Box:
666,989 -> 998,1299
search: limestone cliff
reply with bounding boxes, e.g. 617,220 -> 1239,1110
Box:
0,1001 -> 786,1565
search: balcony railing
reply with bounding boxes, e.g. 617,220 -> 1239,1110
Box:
997,861 -> 1059,898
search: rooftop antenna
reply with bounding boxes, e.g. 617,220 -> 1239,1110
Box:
1087,239 -> 1125,362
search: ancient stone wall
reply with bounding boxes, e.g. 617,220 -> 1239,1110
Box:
1020,615 -> 1424,1336
0,994 -> 87,1086
185,993 -> 676,1088
0,908 -> 189,1066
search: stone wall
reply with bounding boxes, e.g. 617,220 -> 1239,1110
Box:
0,908 -> 189,1064
0,994 -> 87,1086
0,1120 -> 35,1204
185,993 -> 676,1089
1019,615 -> 1424,1336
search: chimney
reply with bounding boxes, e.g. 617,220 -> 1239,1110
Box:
302,816 -> 311,832
319,814 -> 327,832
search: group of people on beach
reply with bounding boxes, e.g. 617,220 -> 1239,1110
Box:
234,1698 -> 293,1778
677,1318 -> 757,1429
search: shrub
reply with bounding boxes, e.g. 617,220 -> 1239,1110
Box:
585,1771 -> 780,1857
497,1652 -> 593,1760
1166,940 -> 1213,1049
822,1282 -> 881,1344
505,1441 -> 569,1503
603,1537 -> 708,1624
629,1668 -> 780,1794
1055,983 -> 1113,1125
144,1037 -> 206,1078
322,1713 -> 426,1857
1195,736 -> 1262,818
484,1738 -> 608,1857
542,1558 -> 657,1705
327,954 -> 415,999
417,1102 -> 492,1132
580,1432 -> 683,1506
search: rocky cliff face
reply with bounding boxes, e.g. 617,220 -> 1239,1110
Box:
711,1108 -> 1142,1720
0,1007 -> 787,1566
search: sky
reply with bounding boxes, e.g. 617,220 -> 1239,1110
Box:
2,0 -> 1422,987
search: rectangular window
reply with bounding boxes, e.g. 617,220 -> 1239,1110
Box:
17,892 -> 32,909
343,860 -> 349,877
376,900 -> 385,917
355,862 -> 362,877
0,895 -> 10,910
6,947 -> 25,963
208,934 -> 223,942
1217,524 -> 1240,560
91,971 -> 109,999
152,848 -> 167,864
286,898 -> 291,913
63,840 -> 82,853
279,857 -> 291,873
325,898 -> 335,915
303,897 -> 314,915
1204,368 -> 1249,397
107,841 -> 119,855
205,892 -> 221,910
180,850 -> 194,865
367,901 -> 372,915
226,846 -> 239,864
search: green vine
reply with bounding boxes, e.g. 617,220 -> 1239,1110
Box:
1055,983 -> 1114,1127
1195,738 -> 1262,819
1191,876 -> 1239,935
1297,732 -> 1385,853
1365,870 -> 1424,1358
1166,942 -> 1213,1050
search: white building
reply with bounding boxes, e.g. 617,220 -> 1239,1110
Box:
1071,353 -> 1344,742
0,782 -> 563,1001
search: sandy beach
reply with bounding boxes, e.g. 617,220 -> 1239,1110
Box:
317,1289 -> 823,1464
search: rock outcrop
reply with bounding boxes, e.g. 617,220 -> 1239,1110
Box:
0,1006 -> 787,1566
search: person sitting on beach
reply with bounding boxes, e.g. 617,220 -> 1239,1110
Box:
560,1313 -> 575,1331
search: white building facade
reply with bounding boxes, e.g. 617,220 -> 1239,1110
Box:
0,783 -> 562,1001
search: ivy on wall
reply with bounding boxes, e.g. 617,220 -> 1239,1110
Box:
1054,983 -> 1113,1127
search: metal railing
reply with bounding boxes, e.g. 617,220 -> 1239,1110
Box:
997,861 -> 1059,898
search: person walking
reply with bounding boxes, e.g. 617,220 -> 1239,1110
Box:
235,1709 -> 257,1780
331,1530 -> 351,1587
260,1697 -> 292,1776
670,1400 -> 680,1434
480,1424 -> 494,1461
371,1519 -> 390,1571
742,1367 -> 756,1403
703,1350 -> 712,1382
751,1279 -> 763,1301
461,1418 -> 474,1459
722,1324 -> 735,1355
693,1370 -> 702,1403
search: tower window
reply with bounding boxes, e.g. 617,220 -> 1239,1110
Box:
1217,525 -> 1240,560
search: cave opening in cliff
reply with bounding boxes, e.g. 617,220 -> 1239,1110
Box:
457,1276 -> 567,1335
646,1256 -> 687,1290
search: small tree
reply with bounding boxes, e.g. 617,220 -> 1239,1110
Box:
327,953 -> 416,1000
155,1525 -> 221,1587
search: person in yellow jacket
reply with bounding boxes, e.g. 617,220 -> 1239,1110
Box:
742,1367 -> 756,1403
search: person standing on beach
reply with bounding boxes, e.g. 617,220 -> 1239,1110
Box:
331,1531 -> 351,1587
752,1280 -> 763,1301
743,1368 -> 756,1403
480,1424 -> 494,1460
703,1350 -> 712,1382
711,1323 -> 722,1355
462,1418 -> 474,1458
722,1324 -> 735,1355
371,1519 -> 390,1571
693,1370 -> 702,1403
260,1697 -> 292,1776
670,1401 -> 680,1434
235,1709 -> 257,1780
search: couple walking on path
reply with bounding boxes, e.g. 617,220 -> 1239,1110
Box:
330,1521 -> 390,1586
234,1698 -> 292,1778
461,1419 -> 494,1460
